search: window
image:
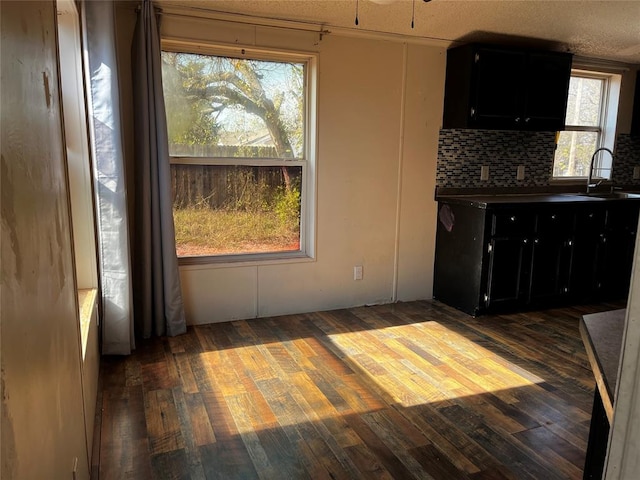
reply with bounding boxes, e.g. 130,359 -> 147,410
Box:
161,42 -> 316,262
553,69 -> 621,179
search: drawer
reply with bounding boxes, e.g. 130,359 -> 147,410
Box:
491,211 -> 535,236
575,207 -> 607,232
536,209 -> 574,235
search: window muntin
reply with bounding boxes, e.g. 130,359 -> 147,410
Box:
553,71 -> 618,179
161,45 -> 314,261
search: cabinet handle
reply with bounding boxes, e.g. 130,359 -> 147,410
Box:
551,214 -> 556,220
563,287 -> 569,293
470,107 -> 476,118
488,243 -> 493,253
484,293 -> 489,303
523,238 -> 528,244
525,117 -> 531,123
510,215 -> 516,222
515,117 -> 521,123
475,53 -> 480,63
534,238 -> 539,244
568,240 -> 573,246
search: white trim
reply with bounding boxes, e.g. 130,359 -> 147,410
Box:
170,157 -> 306,167
573,56 -> 632,74
163,37 -> 316,64
553,69 -> 621,179
605,232 -> 640,478
162,42 -> 318,263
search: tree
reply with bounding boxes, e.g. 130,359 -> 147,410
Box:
161,52 -> 304,189
162,52 -> 220,146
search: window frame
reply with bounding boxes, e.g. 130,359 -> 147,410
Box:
552,68 -> 621,181
161,39 -> 318,265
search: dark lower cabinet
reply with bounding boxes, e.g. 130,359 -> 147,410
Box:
486,236 -> 528,309
434,199 -> 640,316
528,234 -> 573,302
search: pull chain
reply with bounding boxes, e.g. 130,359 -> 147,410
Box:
411,0 -> 415,28
355,0 -> 359,26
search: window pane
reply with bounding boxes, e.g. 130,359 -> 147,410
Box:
171,164 -> 302,257
552,130 -> 599,177
564,76 -> 603,127
162,52 -> 305,159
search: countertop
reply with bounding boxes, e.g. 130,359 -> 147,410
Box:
580,309 -> 626,423
436,192 -> 640,209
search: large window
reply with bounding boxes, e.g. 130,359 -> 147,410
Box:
161,42 -> 316,262
553,70 -> 620,179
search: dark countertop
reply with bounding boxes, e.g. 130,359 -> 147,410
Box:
580,309 -> 626,423
436,192 -> 640,209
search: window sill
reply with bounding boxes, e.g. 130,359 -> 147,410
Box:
178,251 -> 315,270
77,288 -> 97,361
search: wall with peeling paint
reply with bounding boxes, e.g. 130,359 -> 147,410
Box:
1,1 -> 90,479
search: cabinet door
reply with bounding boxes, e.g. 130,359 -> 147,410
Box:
521,52 -> 572,131
472,48 -> 525,129
529,235 -> 573,302
486,236 -> 528,308
572,207 -> 608,298
602,203 -> 640,298
631,73 -> 640,137
529,209 -> 574,302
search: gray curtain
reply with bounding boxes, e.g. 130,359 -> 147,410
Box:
84,0 -> 135,355
131,0 -> 187,338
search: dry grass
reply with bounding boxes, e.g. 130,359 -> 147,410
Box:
173,207 -> 300,257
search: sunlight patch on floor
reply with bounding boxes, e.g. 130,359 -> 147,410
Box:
326,321 -> 544,408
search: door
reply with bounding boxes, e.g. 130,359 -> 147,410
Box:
486,236 -> 528,308
572,207 -> 608,299
472,47 -> 525,129
528,209 -> 574,302
521,52 -> 573,130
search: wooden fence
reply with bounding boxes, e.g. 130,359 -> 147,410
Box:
170,163 -> 302,210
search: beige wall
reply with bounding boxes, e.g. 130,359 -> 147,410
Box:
113,9 -> 446,324
1,1 -> 90,479
617,67 -> 639,134
115,6 -> 638,325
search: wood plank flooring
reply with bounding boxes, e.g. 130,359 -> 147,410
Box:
92,300 -> 622,479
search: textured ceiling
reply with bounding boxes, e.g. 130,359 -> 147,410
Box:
157,0 -> 640,64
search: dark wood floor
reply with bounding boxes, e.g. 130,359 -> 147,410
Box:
92,300 -> 621,480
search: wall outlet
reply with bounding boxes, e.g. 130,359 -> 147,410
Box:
354,265 -> 363,281
516,165 -> 525,180
480,165 -> 490,181
634,166 -> 640,180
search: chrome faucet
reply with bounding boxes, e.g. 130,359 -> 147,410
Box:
587,147 -> 614,194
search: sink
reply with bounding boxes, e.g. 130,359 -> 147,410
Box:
578,191 -> 640,199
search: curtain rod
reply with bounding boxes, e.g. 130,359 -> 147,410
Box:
148,4 -> 455,47
156,5 -> 331,37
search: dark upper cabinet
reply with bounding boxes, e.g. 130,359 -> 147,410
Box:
443,44 -> 573,131
631,72 -> 640,136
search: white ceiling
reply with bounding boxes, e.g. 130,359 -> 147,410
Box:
158,0 -> 640,64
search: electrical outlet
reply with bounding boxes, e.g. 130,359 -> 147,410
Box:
516,165 -> 525,180
354,265 -> 363,281
480,165 -> 490,181
634,166 -> 640,180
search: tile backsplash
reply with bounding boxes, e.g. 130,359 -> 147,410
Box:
437,129 -> 640,189
613,134 -> 640,186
